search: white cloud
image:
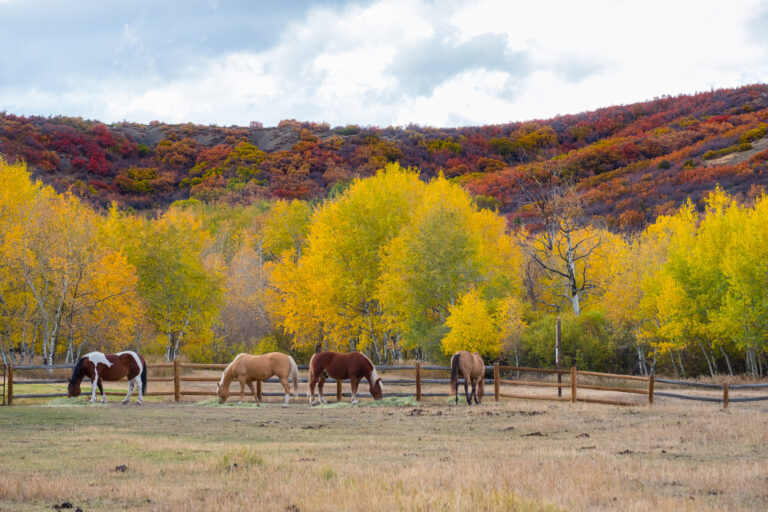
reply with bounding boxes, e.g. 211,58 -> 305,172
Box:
2,0 -> 767,126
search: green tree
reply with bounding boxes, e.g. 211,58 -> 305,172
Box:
131,207 -> 222,361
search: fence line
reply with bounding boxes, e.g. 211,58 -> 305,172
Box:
3,361 -> 768,409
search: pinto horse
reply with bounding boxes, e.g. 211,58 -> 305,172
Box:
307,351 -> 383,405
67,351 -> 147,404
217,352 -> 299,406
450,351 -> 485,405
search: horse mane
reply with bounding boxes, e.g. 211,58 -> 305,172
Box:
219,353 -> 245,387
359,352 -> 383,392
307,353 -> 319,398
70,356 -> 86,381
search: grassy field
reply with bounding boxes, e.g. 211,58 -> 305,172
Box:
1,397 -> 767,512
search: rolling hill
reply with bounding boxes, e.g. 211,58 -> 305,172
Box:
2,83 -> 767,229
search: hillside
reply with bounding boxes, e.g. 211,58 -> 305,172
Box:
2,84 -> 768,228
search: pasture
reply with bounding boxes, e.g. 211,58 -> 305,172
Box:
1,399 -> 766,511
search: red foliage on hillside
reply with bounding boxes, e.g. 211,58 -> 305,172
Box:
1,84 -> 768,228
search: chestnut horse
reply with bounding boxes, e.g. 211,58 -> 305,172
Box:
67,351 -> 147,404
307,351 -> 383,405
450,351 -> 484,405
217,352 -> 299,406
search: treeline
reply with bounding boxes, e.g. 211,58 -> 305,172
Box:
1,158 -> 767,377
1,85 -> 768,229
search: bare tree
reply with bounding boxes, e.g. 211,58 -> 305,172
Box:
516,164 -> 601,315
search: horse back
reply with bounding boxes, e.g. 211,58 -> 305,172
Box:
322,351 -> 373,380
234,352 -> 288,381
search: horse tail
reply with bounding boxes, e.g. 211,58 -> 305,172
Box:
288,355 -> 299,396
140,356 -> 148,395
450,352 -> 460,397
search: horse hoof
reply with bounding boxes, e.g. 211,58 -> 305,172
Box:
311,402 -> 319,407
122,400 -> 129,405
136,401 -> 143,406
351,400 -> 358,405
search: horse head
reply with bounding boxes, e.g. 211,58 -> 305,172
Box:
368,368 -> 384,400
67,376 -> 80,398
216,382 -> 229,404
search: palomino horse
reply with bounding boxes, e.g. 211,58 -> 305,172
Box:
67,351 -> 147,404
217,352 -> 299,406
307,351 -> 383,405
450,351 -> 485,405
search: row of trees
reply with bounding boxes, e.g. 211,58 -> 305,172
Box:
1,157 -> 767,376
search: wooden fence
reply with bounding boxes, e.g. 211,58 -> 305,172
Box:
3,361 -> 767,409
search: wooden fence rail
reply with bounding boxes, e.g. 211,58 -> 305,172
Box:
2,362 -> 767,409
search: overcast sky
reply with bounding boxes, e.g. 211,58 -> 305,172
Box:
2,0 -> 767,127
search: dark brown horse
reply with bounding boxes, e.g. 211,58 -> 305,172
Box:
307,351 -> 383,405
67,351 -> 147,404
450,351 -> 484,405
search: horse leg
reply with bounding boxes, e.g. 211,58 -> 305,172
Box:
90,372 -> 99,403
463,375 -> 470,405
279,377 -> 291,407
122,379 -> 134,404
308,376 -> 317,405
238,376 -> 246,404
350,376 -> 359,405
318,376 -> 328,404
135,375 -> 144,405
247,380 -> 260,406
476,376 -> 483,405
470,377 -> 478,406
99,379 -> 107,403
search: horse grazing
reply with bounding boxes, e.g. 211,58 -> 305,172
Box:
307,351 -> 383,405
450,351 -> 485,405
67,351 -> 147,404
217,352 -> 299,406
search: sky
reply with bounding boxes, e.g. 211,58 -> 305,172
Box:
1,0 -> 767,128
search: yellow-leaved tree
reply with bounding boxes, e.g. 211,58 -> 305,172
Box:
441,288 -> 503,357
130,206 -> 222,361
269,163 -> 425,362
377,174 -> 522,359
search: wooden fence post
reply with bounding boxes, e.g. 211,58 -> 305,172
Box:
257,380 -> 263,401
7,365 -> 13,406
723,383 -> 729,410
570,366 -> 577,403
415,362 -> 422,401
648,374 -> 654,405
173,360 -> 181,402
336,379 -> 343,402
494,363 -> 500,402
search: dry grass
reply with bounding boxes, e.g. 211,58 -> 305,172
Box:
1,397 -> 767,512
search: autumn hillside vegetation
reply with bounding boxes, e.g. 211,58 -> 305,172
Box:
2,84 -> 768,230
2,150 -> 768,379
